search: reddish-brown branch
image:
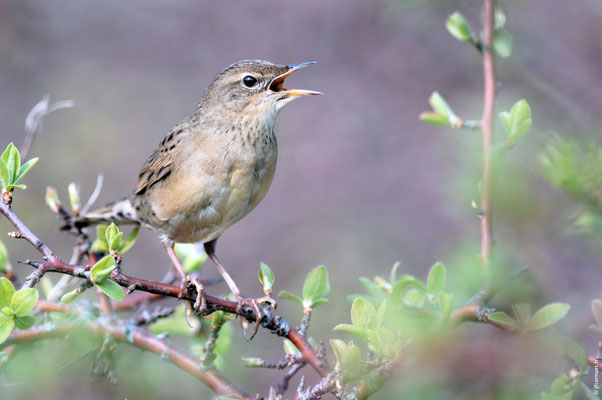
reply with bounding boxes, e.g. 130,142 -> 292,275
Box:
479,0 -> 496,275
2,319 -> 251,399
0,195 -> 329,381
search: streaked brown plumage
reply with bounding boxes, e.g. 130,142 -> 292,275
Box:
77,59 -> 321,315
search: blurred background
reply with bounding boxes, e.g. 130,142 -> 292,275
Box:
1,0 -> 601,398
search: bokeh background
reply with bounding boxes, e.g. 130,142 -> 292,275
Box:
1,0 -> 601,399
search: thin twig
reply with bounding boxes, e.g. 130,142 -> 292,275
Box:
81,174 -> 104,215
22,95 -> 74,159
479,0 -> 496,275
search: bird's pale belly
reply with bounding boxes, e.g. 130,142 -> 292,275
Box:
167,159 -> 276,244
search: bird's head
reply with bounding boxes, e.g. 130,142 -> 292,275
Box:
199,60 -> 322,121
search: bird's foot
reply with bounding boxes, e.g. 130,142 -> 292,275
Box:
235,295 -> 277,341
183,276 -> 206,328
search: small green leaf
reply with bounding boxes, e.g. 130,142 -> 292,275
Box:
105,223 -> 121,251
525,303 -> 570,332
512,303 -> 532,327
278,290 -> 303,305
283,339 -> 300,355
420,112 -> 451,126
90,255 -> 116,284
446,11 -> 473,42
0,159 -> 10,188
494,7 -> 506,29
258,262 -> 274,293
333,323 -> 368,340
591,299 -> 602,328
14,315 -> 36,330
0,277 -> 16,308
5,144 -> 20,184
499,99 -> 532,142
1,307 -> 14,317
312,298 -> 329,308
0,240 -> 9,273
428,92 -> 459,124
0,314 -> 15,343
493,29 -> 513,58
560,337 -> 588,372
488,311 -> 520,330
15,157 -> 38,183
329,339 -> 364,382
10,288 -> 38,317
60,291 -> 78,303
438,292 -> 453,321
403,288 -> 425,308
302,265 -> 330,305
241,357 -> 263,368
96,280 -> 125,301
389,262 -> 401,284
351,297 -> 377,330
376,300 -> 387,326
427,262 -> 446,293
117,226 -> 139,254
358,277 -> 385,299
45,186 -> 61,211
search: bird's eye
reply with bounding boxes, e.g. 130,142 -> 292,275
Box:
242,75 -> 258,88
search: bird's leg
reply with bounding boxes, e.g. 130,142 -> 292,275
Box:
163,242 -> 187,297
163,242 -> 206,315
204,239 -> 276,337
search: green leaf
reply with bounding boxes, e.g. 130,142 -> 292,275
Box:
278,290 -> 303,305
499,99 -> 532,142
376,300 -> 387,326
1,307 -> 13,317
512,303 -> 532,327
389,262 -> 401,284
312,298 -> 329,308
14,315 -> 36,330
427,262 -> 446,293
283,339 -> 300,355
10,288 -> 38,317
493,29 -> 513,58
446,11 -> 473,42
105,223 -> 121,251
60,291 -> 78,303
559,337 -> 588,372
90,255 -> 116,284
592,299 -> 602,329
96,280 -> 125,301
403,288 -> 425,308
15,157 -> 38,183
258,262 -> 274,293
358,277 -> 385,299
350,297 -> 377,330
333,323 -> 368,341
419,112 -> 451,127
494,7 -> 506,29
0,314 -> 15,343
0,240 -> 9,273
428,92 -> 460,126
0,159 -> 9,188
488,311 -> 520,330
117,226 -> 139,254
4,143 -> 20,184
0,277 -> 16,308
329,339 -> 364,382
302,265 -> 330,305
525,303 -> 570,331
438,292 -> 453,321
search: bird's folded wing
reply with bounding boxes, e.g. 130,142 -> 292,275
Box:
134,126 -> 185,195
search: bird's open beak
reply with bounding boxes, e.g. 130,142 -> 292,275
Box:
269,61 -> 323,96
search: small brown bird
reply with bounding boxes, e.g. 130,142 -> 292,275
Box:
77,59 -> 321,315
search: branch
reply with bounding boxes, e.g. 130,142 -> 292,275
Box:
0,194 -> 329,380
3,317 -> 252,399
479,0 -> 496,275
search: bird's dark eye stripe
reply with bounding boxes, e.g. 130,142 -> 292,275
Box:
243,75 -> 258,87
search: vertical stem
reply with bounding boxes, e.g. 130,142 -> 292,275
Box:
480,0 -> 496,275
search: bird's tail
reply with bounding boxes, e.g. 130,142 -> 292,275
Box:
70,197 -> 139,229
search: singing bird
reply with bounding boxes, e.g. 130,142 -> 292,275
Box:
76,60 -> 321,315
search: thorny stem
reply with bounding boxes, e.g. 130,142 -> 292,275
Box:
479,0 -> 496,275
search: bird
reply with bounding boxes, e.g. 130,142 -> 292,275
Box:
74,59 -> 321,319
